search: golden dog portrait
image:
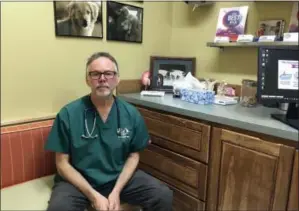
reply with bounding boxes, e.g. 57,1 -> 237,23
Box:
54,1 -> 103,38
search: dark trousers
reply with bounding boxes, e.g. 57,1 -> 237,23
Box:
46,169 -> 173,211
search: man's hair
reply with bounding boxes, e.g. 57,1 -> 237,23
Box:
86,52 -> 119,73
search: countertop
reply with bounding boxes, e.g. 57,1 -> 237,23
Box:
119,93 -> 298,142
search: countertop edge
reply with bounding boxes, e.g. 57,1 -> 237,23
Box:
119,95 -> 298,142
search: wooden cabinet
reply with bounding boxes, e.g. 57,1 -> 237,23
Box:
136,105 -> 297,211
137,106 -> 209,210
207,127 -> 295,211
139,144 -> 207,201
288,150 -> 298,211
138,107 -> 210,164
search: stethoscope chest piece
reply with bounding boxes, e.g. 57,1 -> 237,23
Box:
81,134 -> 98,139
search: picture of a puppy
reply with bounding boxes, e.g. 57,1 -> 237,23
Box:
107,1 -> 143,43
116,7 -> 141,41
54,1 -> 102,38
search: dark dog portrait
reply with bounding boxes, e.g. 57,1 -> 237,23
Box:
107,1 -> 143,43
54,1 -> 103,38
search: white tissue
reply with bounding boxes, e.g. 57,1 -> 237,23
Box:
173,72 -> 207,91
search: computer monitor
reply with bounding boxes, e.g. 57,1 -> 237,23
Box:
257,45 -> 299,130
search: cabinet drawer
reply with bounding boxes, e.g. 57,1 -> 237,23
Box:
139,144 -> 207,201
171,184 -> 205,211
137,106 -> 210,163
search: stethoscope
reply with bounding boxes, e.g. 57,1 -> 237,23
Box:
81,95 -> 121,139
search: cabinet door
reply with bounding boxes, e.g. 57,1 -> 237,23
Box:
288,150 -> 298,211
207,127 -> 295,211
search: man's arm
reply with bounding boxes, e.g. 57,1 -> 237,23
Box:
110,152 -> 140,195
56,152 -> 99,202
110,109 -> 150,195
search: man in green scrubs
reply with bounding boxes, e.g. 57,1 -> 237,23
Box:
45,52 -> 173,211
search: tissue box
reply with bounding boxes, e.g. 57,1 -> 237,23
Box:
180,88 -> 215,105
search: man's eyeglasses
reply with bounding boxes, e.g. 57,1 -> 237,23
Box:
88,71 -> 117,80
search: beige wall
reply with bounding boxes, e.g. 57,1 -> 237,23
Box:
1,1 -> 294,123
1,1 -> 172,123
170,1 -> 294,84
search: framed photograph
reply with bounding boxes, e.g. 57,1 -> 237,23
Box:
53,1 -> 103,39
106,1 -> 143,43
149,56 -> 196,92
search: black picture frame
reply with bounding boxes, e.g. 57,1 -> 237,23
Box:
106,1 -> 143,43
149,56 -> 196,93
53,1 -> 103,39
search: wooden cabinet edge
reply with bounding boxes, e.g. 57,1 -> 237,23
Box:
206,127 -> 222,211
272,144 -> 295,210
287,150 -> 299,211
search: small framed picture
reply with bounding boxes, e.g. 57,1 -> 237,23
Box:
149,56 -> 196,92
106,1 -> 143,43
53,1 -> 103,39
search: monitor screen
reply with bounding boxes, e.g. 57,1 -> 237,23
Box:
257,46 -> 299,104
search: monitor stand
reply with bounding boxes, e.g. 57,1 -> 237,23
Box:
271,103 -> 299,130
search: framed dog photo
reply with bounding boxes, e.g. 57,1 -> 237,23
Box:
149,56 -> 196,93
106,1 -> 143,43
53,1 -> 103,39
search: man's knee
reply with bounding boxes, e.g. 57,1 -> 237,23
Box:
151,184 -> 173,207
159,185 -> 173,205
47,195 -> 88,211
47,196 -> 72,211
47,202 -> 69,211
46,182 -> 89,211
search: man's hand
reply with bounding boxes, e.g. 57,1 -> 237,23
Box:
91,192 -> 109,211
108,190 -> 121,211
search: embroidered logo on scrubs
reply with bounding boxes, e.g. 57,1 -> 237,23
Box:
117,128 -> 130,139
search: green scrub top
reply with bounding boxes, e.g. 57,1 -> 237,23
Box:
44,94 -> 150,188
